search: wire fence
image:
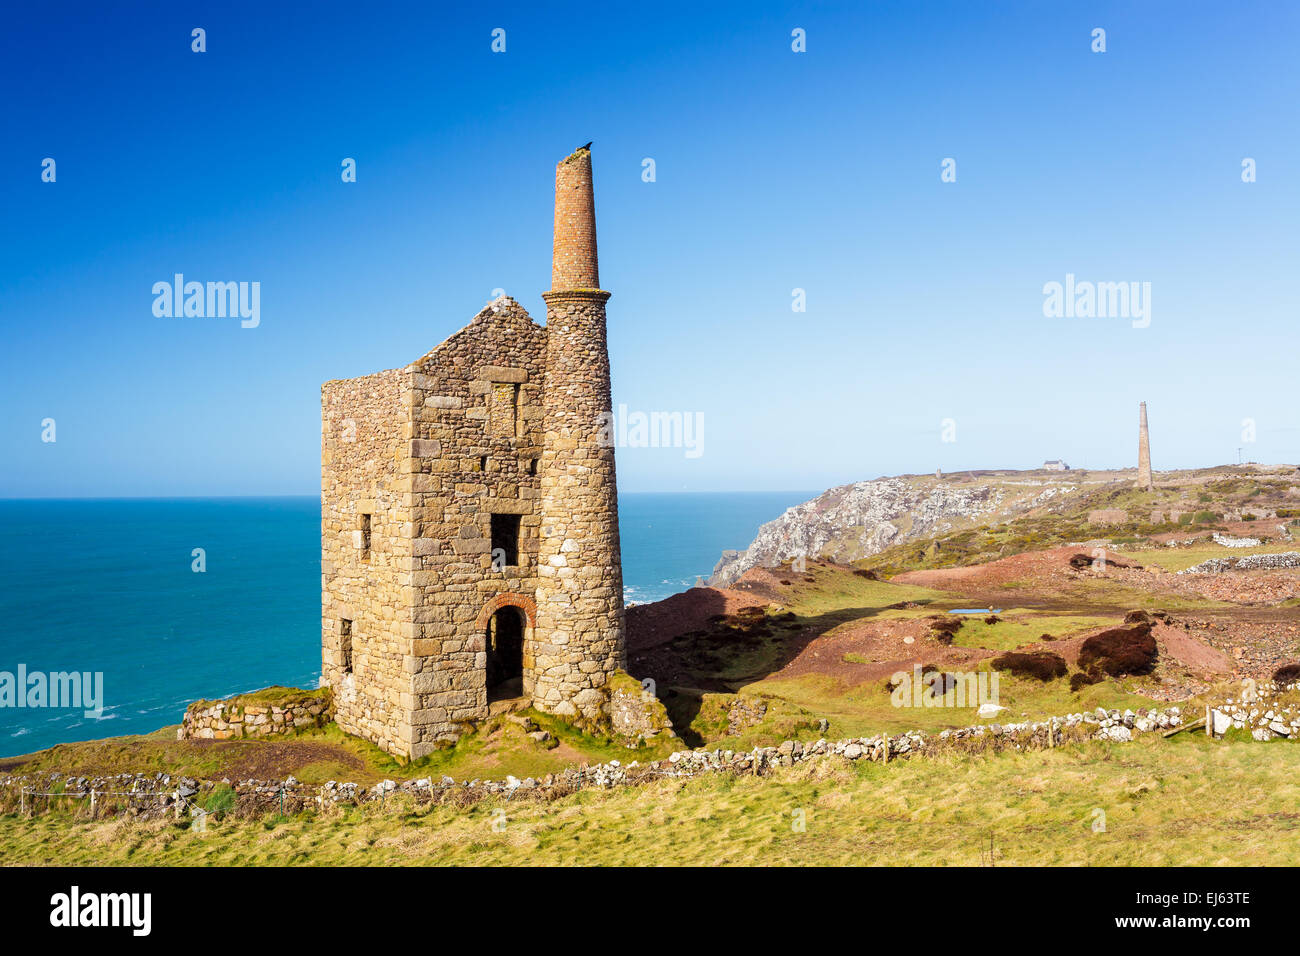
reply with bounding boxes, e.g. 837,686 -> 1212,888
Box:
3,782 -> 249,826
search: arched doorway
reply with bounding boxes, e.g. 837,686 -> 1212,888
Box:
486,606 -> 525,701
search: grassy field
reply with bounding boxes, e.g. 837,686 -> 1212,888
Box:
4,733 -> 1298,866
946,612 -> 1113,650
743,670 -> 1156,739
771,570 -> 949,619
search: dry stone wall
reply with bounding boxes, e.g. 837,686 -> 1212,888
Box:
180,692 -> 332,741
12,703 -> 1232,824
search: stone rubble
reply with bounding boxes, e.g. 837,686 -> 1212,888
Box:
1212,532 -> 1262,549
1177,551 -> 1300,574
1206,680 -> 1300,741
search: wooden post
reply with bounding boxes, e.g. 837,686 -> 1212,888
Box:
19,788 -> 24,816
1164,716 -> 1204,738
89,789 -> 96,817
883,735 -> 890,764
1205,705 -> 1213,738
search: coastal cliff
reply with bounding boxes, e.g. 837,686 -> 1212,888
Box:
708,472 -> 1079,586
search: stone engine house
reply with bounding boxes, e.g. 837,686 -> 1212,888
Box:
320,147 -> 626,758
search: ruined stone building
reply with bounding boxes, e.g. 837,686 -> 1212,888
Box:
319,147 -> 626,758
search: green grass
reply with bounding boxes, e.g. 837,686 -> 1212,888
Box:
191,685 -> 331,710
663,691 -> 822,751
738,669 -> 1152,740
398,710 -> 679,782
1014,571 -> 1236,612
778,567 -> 947,617
5,733 -> 1298,865
946,612 -> 1114,651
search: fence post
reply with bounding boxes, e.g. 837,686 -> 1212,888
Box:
90,789 -> 96,817
19,788 -> 24,816
1205,705 -> 1213,738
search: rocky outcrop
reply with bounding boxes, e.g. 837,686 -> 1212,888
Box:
710,476 -> 1074,586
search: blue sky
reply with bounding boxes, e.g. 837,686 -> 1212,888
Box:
2,0 -> 1297,496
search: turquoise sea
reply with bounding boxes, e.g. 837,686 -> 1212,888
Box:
0,492 -> 810,757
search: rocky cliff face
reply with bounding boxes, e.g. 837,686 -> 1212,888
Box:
708,475 -> 1073,586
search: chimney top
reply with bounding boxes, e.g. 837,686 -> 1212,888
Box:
550,146 -> 600,292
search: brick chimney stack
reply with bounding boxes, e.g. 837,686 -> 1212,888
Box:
1137,401 -> 1153,491
550,146 -> 599,291
534,146 -> 626,722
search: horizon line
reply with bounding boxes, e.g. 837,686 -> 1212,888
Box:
2,460 -> 1293,503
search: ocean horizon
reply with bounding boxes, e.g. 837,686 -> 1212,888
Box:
0,491 -> 813,757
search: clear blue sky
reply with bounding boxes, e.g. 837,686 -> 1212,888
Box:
2,0 -> 1297,496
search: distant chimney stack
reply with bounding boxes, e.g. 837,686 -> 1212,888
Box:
550,146 -> 600,292
1137,402 -> 1153,491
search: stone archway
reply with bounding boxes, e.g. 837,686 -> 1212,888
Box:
476,593 -> 537,703
485,606 -> 525,701
474,592 -> 537,631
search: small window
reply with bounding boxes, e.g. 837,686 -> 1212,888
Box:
359,514 -> 371,562
340,619 -> 353,674
480,455 -> 489,472
490,513 -> 521,567
526,458 -> 538,476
